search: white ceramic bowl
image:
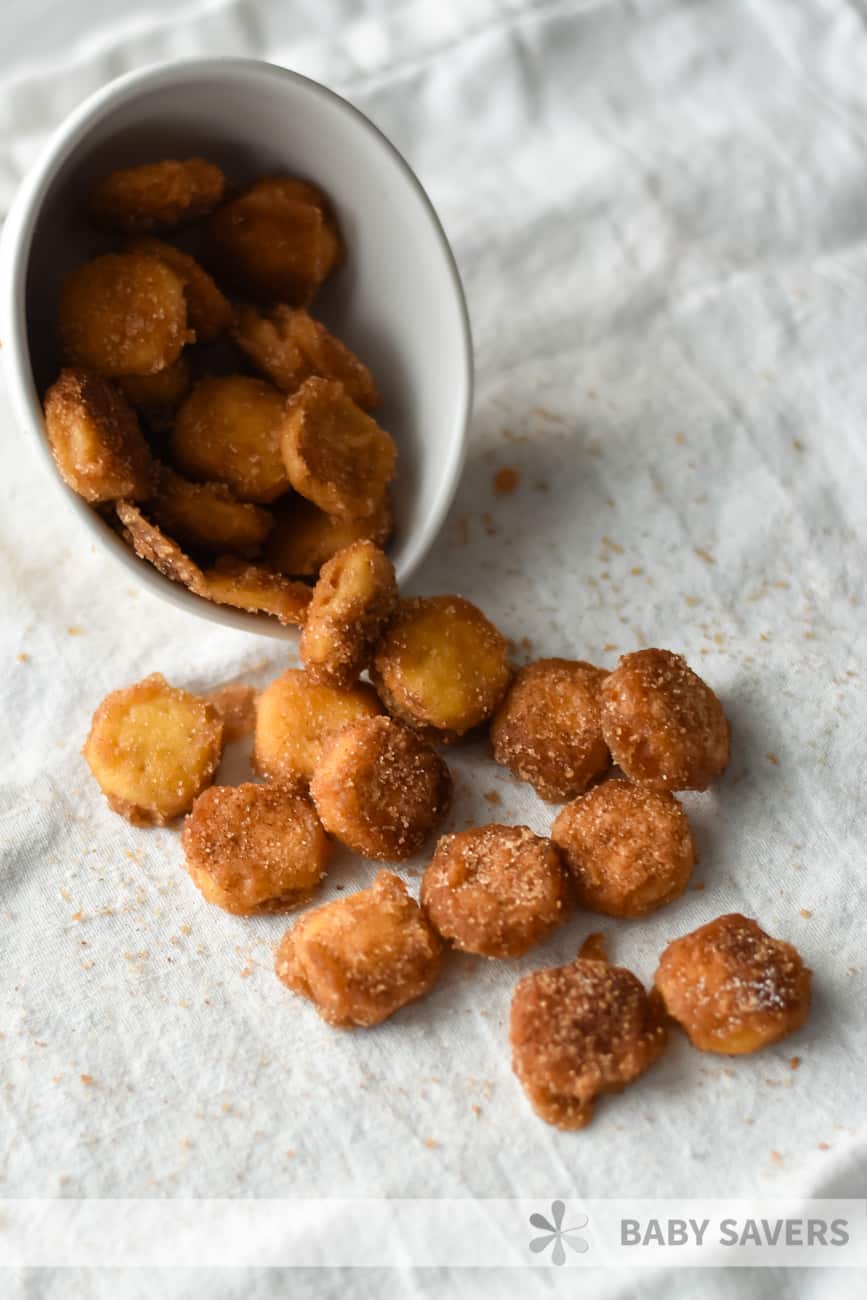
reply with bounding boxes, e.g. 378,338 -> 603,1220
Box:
0,58 -> 472,637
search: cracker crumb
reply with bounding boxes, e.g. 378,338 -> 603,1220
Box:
484,790 -> 502,806
578,932 -> 609,963
493,467 -> 520,495
694,548 -> 715,565
67,626 -> 84,636
767,752 -> 780,765
16,652 -> 29,663
423,1137 -> 439,1149
770,1150 -> 783,1165
789,1056 -> 801,1071
533,407 -> 565,424
799,909 -> 812,919
471,1105 -> 482,1118
818,1142 -> 830,1150
80,1074 -> 94,1086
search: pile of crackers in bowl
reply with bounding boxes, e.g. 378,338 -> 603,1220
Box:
43,156 -> 396,627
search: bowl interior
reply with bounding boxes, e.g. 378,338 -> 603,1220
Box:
16,60 -> 470,633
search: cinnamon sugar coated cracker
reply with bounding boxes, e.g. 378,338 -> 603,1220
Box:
265,494 -> 393,578
88,158 -> 226,233
126,237 -> 232,342
491,658 -> 610,801
281,378 -> 396,519
311,717 -> 452,861
511,958 -> 667,1130
372,595 -> 511,741
601,648 -> 730,791
234,304 -> 379,408
171,376 -> 291,505
118,358 -> 192,428
207,176 -> 341,304
301,541 -> 397,688
421,824 -> 573,958
552,780 -> 696,917
43,369 -> 155,504
275,871 -> 442,1028
205,683 -> 257,743
83,673 -> 223,826
116,501 -> 206,595
253,668 -> 382,787
150,466 -> 273,556
58,253 -> 193,377
183,783 -> 330,915
654,914 -> 811,1054
201,558 -> 311,627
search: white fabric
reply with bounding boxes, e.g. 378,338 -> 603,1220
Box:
1,0 -> 866,1296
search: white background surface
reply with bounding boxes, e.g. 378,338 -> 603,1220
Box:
1,1 -> 866,1297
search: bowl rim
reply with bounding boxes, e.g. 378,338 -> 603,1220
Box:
0,55 -> 473,639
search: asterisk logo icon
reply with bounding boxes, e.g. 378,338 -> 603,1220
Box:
528,1200 -> 590,1265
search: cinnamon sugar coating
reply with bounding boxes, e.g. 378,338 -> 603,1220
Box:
654,913 -> 811,1054
183,782 -> 330,915
421,824 -> 573,958
491,658 -> 610,801
311,717 -> 452,861
552,780 -> 695,917
510,957 -> 667,1129
275,870 -> 442,1027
